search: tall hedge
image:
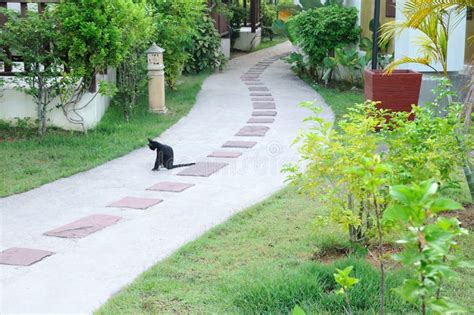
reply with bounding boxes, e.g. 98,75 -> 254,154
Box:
287,6 -> 360,66
148,0 -> 203,89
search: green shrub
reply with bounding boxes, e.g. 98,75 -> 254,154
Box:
148,0 -> 202,89
285,81 -> 469,244
262,2 -> 277,39
184,13 -> 226,74
229,4 -> 247,46
286,5 -> 360,81
384,181 -> 468,314
56,0 -> 146,84
114,1 -> 154,121
0,9 -> 63,135
55,0 -> 150,129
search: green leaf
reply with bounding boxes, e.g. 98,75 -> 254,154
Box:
383,204 -> 412,222
291,305 -> 306,315
390,185 -> 415,204
429,198 -> 463,213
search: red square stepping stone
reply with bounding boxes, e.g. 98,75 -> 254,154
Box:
208,151 -> 242,158
247,117 -> 275,123
252,111 -> 277,117
235,125 -> 270,137
177,162 -> 228,177
241,78 -> 259,81
147,181 -> 195,192
44,214 -> 122,238
241,74 -> 259,78
253,102 -> 276,109
249,87 -> 269,91
251,97 -> 274,101
108,197 -> 163,209
0,247 -> 54,266
250,92 -> 272,96
222,141 -> 257,148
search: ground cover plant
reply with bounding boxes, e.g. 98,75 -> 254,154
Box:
0,73 -> 209,197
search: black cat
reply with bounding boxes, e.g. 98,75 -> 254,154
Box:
148,138 -> 195,171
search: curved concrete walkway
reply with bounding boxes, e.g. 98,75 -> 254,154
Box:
0,42 -> 333,314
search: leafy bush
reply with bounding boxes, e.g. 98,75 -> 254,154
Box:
384,181 -> 468,314
55,0 -> 150,128
286,5 -> 360,82
184,13 -> 226,74
229,4 -> 247,46
148,0 -> 202,89
299,0 -> 343,10
386,79 -> 469,187
284,101 -> 390,244
262,2 -> 277,27
0,10 -> 63,135
56,0 -> 146,84
262,2 -> 277,39
323,47 -> 369,87
114,1 -> 154,121
285,80 -> 468,244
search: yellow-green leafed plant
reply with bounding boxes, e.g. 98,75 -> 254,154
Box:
334,266 -> 360,315
380,0 -> 474,75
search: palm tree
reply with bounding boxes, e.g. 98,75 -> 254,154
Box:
380,0 -> 473,75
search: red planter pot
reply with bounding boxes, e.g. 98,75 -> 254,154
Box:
364,69 -> 422,114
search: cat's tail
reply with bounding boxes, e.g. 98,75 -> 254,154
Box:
169,163 -> 196,169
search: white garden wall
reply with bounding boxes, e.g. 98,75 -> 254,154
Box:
0,67 -> 116,131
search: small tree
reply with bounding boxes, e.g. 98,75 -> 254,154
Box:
55,0 -> 151,128
0,10 -> 63,136
384,181 -> 469,314
115,0 -> 154,121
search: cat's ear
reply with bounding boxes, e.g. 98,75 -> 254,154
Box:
148,138 -> 153,143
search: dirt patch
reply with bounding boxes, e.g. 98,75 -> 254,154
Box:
312,246 -> 353,264
440,205 -> 474,230
312,243 -> 402,269
0,137 -> 15,143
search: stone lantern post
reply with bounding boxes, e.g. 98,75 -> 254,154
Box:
146,43 -> 167,113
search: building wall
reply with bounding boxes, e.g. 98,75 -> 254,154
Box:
0,68 -> 116,131
360,0 -> 395,42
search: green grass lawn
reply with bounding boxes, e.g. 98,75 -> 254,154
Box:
0,73 -> 209,197
253,35 -> 288,52
304,80 -> 365,126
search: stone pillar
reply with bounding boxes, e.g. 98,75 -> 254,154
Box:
148,64 -> 167,114
146,43 -> 167,114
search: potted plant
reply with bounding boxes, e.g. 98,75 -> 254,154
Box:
364,69 -> 422,115
364,0 -> 468,115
